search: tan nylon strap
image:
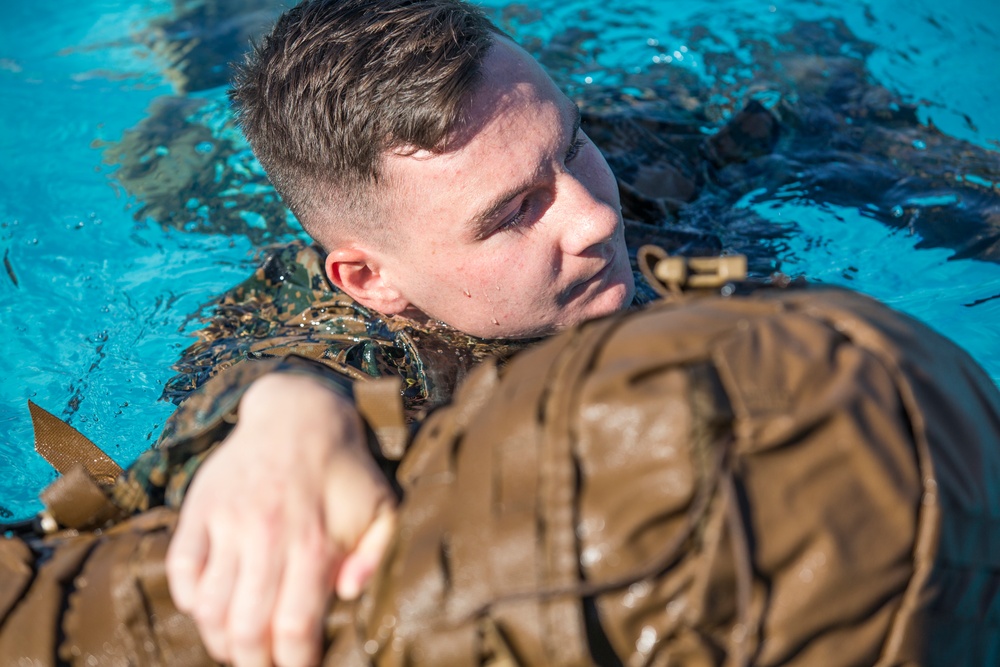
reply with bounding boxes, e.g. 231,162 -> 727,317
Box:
637,244 -> 673,297
29,400 -> 122,486
41,465 -> 122,530
0,539 -> 33,627
353,377 -> 409,460
0,530 -> 98,660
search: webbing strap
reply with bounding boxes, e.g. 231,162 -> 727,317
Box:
41,465 -> 122,530
29,401 -> 122,486
354,377 -> 409,460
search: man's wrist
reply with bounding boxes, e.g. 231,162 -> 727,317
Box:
264,354 -> 357,403
239,371 -> 357,425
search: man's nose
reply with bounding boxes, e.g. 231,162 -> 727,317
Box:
555,172 -> 620,257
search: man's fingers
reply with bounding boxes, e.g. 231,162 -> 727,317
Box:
271,530 -> 335,667
166,514 -> 209,613
335,505 -> 397,600
227,522 -> 286,667
191,531 -> 240,662
163,377 -> 399,667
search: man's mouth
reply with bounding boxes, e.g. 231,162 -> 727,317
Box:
562,249 -> 617,304
585,260 -> 614,287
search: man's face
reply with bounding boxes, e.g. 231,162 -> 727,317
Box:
376,37 -> 634,339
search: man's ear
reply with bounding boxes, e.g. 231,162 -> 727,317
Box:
325,248 -> 412,315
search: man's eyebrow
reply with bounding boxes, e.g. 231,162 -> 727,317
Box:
467,103 -> 582,241
468,176 -> 537,241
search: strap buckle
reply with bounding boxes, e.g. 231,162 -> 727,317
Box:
638,245 -> 748,296
654,255 -> 748,290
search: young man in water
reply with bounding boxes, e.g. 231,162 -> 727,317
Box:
164,1 -> 636,666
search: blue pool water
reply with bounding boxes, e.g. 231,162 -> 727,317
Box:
1,0 -> 999,521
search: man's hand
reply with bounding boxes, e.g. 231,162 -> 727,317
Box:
166,373 -> 397,667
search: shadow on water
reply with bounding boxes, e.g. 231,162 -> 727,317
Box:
144,0 -> 286,95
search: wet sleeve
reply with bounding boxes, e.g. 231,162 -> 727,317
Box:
111,354 -> 364,513
111,240 -> 423,512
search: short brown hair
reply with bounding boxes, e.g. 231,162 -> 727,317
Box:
230,0 -> 502,246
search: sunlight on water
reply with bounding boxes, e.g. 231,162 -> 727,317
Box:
0,1 -> 260,518
739,192 -> 1000,384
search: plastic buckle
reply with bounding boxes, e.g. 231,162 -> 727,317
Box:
654,255 -> 748,291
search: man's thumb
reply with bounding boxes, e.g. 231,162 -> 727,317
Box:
334,506 -> 397,600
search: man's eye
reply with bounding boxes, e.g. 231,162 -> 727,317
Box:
498,199 -> 532,233
565,136 -> 586,163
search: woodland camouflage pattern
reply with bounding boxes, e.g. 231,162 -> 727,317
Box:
112,241 -> 539,512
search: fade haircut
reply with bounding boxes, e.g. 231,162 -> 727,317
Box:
229,0 -> 502,247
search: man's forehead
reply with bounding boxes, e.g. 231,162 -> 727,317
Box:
383,52 -> 572,152
378,39 -> 578,239
382,87 -> 575,188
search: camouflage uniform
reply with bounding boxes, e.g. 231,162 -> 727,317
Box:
111,242 -> 537,512
109,240 -> 672,513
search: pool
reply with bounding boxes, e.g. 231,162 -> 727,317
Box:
1,0 -> 998,521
